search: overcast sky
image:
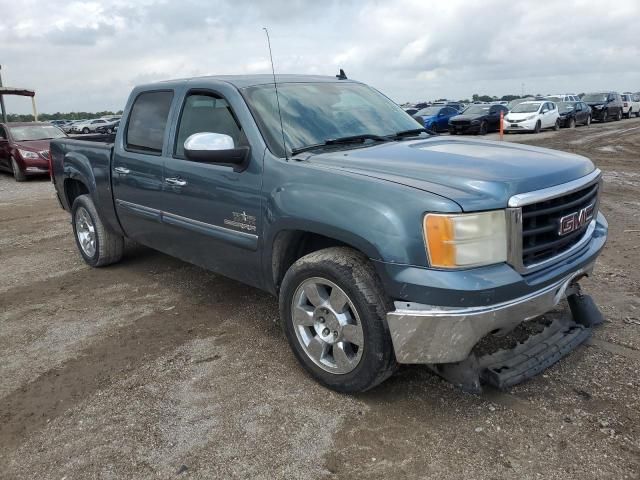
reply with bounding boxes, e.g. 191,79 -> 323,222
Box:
1,0 -> 639,114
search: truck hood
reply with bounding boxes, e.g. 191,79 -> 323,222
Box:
305,137 -> 595,211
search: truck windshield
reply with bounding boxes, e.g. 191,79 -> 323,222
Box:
9,125 -> 66,141
242,82 -> 420,157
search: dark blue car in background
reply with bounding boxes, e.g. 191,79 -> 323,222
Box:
413,106 -> 459,132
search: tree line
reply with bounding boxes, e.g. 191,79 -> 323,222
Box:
4,111 -> 124,122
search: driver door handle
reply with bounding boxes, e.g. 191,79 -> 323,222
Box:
165,177 -> 187,187
114,166 -> 130,174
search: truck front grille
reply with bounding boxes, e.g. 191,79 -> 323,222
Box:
521,182 -> 599,267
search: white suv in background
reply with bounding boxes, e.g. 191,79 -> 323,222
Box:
546,94 -> 580,102
621,93 -> 640,118
70,119 -> 109,134
504,101 -> 560,133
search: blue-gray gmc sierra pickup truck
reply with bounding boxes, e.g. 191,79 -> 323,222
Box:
50,74 -> 608,393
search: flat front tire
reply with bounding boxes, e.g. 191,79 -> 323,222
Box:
71,194 -> 124,267
279,247 -> 397,393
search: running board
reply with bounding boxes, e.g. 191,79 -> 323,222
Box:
433,315 -> 592,393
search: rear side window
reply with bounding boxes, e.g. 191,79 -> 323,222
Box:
126,91 -> 174,155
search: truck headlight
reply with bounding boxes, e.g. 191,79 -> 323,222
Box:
423,211 -> 507,268
18,149 -> 40,160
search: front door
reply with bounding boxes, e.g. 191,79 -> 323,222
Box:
112,90 -> 174,250
160,91 -> 263,288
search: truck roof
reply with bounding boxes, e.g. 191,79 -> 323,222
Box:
141,74 -> 358,90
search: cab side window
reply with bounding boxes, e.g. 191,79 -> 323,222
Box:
126,91 -> 174,155
0,126 -> 7,139
174,93 -> 247,159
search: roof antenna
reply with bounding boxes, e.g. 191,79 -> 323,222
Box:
262,27 -> 288,160
336,69 -> 348,80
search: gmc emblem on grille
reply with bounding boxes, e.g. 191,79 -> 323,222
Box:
558,203 -> 595,236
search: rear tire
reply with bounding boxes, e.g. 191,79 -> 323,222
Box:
615,109 -> 622,121
279,247 -> 397,393
71,194 -> 124,267
626,109 -> 632,119
11,157 -> 27,182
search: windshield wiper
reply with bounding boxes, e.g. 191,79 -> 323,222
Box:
290,134 -> 390,156
392,128 -> 431,138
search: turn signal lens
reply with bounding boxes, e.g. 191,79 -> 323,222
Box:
424,211 -> 507,268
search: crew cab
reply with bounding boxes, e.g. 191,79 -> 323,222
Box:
0,122 -> 66,181
50,75 -> 608,393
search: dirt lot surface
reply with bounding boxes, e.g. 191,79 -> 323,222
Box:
1,118 -> 639,479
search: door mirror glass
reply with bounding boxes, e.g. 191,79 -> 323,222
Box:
184,132 -> 249,166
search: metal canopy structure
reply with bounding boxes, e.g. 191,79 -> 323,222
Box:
0,65 -> 38,123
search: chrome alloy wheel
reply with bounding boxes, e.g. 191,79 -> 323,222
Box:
291,277 -> 364,374
75,206 -> 96,257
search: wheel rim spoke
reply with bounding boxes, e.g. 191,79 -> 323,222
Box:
306,337 -> 327,362
341,323 -> 363,347
303,283 -> 326,307
333,343 -> 351,370
328,287 -> 348,313
292,305 -> 314,327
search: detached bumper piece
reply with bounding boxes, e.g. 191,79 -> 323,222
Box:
434,290 -> 602,393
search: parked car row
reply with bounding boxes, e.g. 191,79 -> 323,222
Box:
48,116 -> 121,134
411,91 -> 640,135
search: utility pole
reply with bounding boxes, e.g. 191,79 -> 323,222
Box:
0,65 -> 7,123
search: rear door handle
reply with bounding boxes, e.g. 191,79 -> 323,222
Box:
114,166 -> 130,174
165,177 -> 187,187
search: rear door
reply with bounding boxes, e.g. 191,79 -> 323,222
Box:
112,90 -> 175,249
160,89 -> 263,287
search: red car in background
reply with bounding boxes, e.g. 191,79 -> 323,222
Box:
0,122 -> 67,181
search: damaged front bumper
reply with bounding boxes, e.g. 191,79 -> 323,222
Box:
387,265 -> 593,364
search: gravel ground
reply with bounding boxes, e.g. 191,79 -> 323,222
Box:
1,118 -> 639,479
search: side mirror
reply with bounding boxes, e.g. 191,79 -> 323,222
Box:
184,132 -> 250,167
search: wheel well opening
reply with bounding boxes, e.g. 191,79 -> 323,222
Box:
272,231 -> 351,293
64,179 -> 89,208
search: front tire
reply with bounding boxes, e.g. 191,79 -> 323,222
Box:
82,127 -> 90,134
71,194 -> 124,267
479,121 -> 488,135
568,117 -> 576,129
553,119 -> 560,131
11,157 -> 27,182
615,109 -> 622,121
586,115 -> 591,126
279,247 -> 397,393
533,120 -> 541,133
